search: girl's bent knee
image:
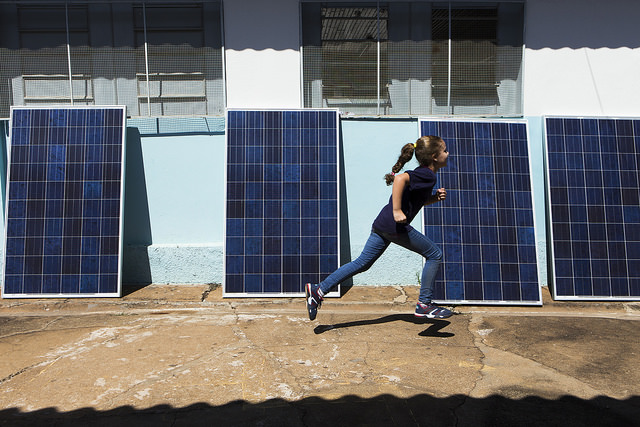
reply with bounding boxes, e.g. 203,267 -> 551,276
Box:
426,248 -> 443,262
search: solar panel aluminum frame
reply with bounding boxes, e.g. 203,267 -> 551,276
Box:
223,108 -> 341,298
544,116 -> 640,301
2,105 -> 127,299
419,118 -> 543,306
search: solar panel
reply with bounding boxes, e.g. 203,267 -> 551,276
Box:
420,119 -> 541,305
545,117 -> 640,300
2,106 -> 126,298
224,109 -> 340,297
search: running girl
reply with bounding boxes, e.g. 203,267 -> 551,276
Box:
305,135 -> 452,320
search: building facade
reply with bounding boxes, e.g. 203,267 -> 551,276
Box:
0,0 -> 639,288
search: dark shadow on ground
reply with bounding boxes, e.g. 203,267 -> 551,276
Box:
120,283 -> 151,297
314,314 -> 454,337
0,394 -> 638,427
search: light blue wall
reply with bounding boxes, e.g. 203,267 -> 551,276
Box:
526,116 -> 549,287
339,117 -> 549,287
122,118 -> 225,284
122,117 -> 430,286
120,116 -> 549,287
0,116 -> 550,287
129,134 -> 224,244
339,118 -> 425,285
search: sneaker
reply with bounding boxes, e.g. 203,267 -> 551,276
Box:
305,283 -> 323,321
414,302 -> 452,319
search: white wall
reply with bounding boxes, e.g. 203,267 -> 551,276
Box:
224,0 -> 302,109
523,0 -> 640,117
224,0 -> 640,117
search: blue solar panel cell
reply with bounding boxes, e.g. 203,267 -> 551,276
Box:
224,109 -> 339,297
421,119 -> 541,305
545,117 -> 640,300
2,106 -> 125,298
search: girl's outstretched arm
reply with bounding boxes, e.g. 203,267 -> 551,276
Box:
391,172 -> 410,223
424,187 -> 447,206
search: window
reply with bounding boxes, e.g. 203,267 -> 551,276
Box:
301,2 -> 524,116
133,3 -> 222,116
14,4 -> 92,106
0,1 -> 224,118
432,7 -> 498,112
306,6 -> 389,112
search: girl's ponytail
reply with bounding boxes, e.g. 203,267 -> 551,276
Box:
384,142 -> 416,185
383,136 -> 444,185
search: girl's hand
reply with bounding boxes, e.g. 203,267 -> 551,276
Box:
435,188 -> 447,201
393,209 -> 407,224
425,188 -> 447,206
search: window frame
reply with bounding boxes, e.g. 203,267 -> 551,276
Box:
300,1 -> 525,117
0,0 -> 225,119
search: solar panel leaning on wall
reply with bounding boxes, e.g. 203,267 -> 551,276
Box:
545,117 -> 640,300
2,106 -> 126,298
224,109 -> 340,297
420,119 -> 541,305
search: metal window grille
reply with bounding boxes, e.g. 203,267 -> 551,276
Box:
302,2 -> 524,117
432,7 -> 500,115
310,6 -> 389,114
0,1 -> 224,118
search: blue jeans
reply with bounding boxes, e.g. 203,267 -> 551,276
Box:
319,229 -> 443,303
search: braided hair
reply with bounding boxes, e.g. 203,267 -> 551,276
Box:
384,135 -> 444,185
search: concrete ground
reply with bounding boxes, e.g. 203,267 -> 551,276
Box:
0,284 -> 639,426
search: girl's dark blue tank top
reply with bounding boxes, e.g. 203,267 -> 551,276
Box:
371,165 -> 437,235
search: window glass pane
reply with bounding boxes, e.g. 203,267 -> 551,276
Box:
386,2 -> 432,115
0,1 -> 224,118
307,6 -> 388,115
432,7 -> 499,114
302,2 -> 524,117
134,4 -> 216,116
15,5 -> 87,106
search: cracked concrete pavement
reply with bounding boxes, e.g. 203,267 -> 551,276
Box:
0,284 -> 639,426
